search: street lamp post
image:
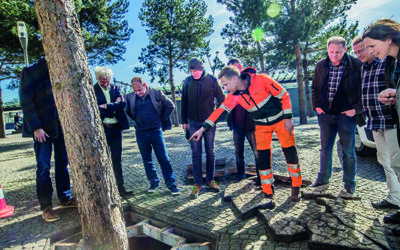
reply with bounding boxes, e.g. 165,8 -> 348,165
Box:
17,21 -> 29,66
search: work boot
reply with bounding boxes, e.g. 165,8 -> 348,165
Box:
384,211 -> 400,224
264,185 -> 274,199
291,186 -> 300,202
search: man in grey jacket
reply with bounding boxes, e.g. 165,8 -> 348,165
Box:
125,77 -> 179,195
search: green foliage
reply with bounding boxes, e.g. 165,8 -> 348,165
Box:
218,0 -> 275,70
77,0 -> 133,65
0,0 -> 42,85
272,0 -> 358,70
0,0 -> 133,87
218,0 -> 359,73
134,0 -> 213,84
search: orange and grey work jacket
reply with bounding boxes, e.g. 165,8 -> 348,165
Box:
203,71 -> 293,131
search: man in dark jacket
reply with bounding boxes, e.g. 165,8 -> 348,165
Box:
311,36 -> 364,194
19,57 -> 76,222
125,77 -> 179,195
181,57 -> 225,198
93,66 -> 132,198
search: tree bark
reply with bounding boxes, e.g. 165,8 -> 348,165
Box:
256,41 -> 265,73
0,81 -> 5,138
293,43 -> 307,124
291,0 -> 307,124
302,53 -> 314,118
34,0 -> 128,249
169,61 -> 179,126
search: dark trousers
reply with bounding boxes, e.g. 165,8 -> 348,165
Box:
189,119 -> 216,186
233,127 -> 257,179
317,113 -> 356,190
135,128 -> 176,188
104,124 -> 125,192
34,135 -> 71,210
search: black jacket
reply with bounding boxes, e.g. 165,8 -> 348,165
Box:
125,87 -> 174,131
181,72 -> 225,123
19,58 -> 62,138
312,53 -> 365,126
94,83 -> 129,130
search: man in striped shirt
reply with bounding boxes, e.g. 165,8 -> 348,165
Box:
352,35 -> 400,209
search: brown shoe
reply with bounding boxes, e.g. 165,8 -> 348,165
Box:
59,197 -> 78,209
42,207 -> 60,222
291,187 -> 300,202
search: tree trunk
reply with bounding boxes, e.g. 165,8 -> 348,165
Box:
34,1 -> 128,249
294,43 -> 307,124
256,41 -> 265,73
0,81 -> 5,138
169,63 -> 179,126
290,0 -> 306,124
302,53 -> 314,118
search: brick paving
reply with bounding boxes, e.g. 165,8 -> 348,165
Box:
0,117 -> 400,249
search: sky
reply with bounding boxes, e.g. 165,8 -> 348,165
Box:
3,0 -> 400,103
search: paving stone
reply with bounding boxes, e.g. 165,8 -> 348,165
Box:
1,118 -> 399,249
258,199 -> 324,242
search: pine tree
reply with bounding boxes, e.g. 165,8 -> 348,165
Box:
34,0 -> 128,248
134,0 -> 213,126
0,0 -> 133,138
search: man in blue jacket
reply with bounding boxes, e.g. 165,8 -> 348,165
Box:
125,77 -> 179,195
19,57 -> 77,222
93,66 -> 132,198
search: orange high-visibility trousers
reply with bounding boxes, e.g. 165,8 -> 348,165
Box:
255,119 -> 302,195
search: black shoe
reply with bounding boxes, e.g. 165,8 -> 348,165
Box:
119,188 -> 133,198
311,182 -> 328,187
372,199 -> 400,209
345,188 -> 355,194
384,211 -> 400,224
392,228 -> 400,237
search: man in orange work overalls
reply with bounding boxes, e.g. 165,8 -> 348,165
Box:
190,65 -> 302,201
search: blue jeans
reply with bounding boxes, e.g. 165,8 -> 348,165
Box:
233,127 -> 257,179
189,120 -> 216,186
136,128 -> 176,188
104,125 -> 125,192
34,135 -> 71,210
317,113 -> 357,190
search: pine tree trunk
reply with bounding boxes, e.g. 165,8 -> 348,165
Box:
34,0 -> 128,249
290,0 -> 307,124
0,82 -> 6,138
256,41 -> 265,73
294,43 -> 307,124
169,64 -> 179,126
302,55 -> 314,118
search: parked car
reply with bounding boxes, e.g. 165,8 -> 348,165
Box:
337,125 -> 376,159
355,125 -> 376,156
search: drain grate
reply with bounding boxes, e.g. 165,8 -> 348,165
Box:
52,211 -> 215,250
125,211 -> 214,250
